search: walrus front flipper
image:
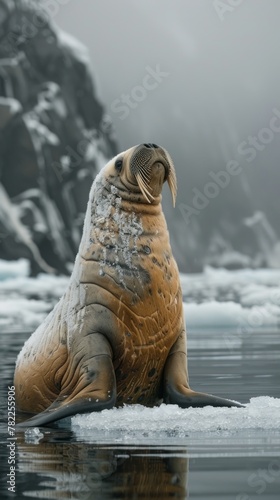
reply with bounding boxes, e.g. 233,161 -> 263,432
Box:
163,349 -> 244,409
17,390 -> 115,428
17,335 -> 117,427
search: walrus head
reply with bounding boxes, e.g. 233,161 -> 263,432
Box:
108,144 -> 177,207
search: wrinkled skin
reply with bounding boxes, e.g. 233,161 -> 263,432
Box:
14,144 -> 243,427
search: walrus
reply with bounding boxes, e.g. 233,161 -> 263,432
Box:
14,143 -> 243,427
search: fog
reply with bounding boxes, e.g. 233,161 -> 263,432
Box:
54,1 -> 280,269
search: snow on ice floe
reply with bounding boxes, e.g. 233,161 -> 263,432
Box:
71,397 -> 280,444
0,259 -> 280,330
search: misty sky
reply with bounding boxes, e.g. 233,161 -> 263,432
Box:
55,0 -> 280,234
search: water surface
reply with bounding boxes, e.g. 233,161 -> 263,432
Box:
1,328 -> 279,499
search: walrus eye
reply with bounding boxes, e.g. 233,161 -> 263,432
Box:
115,158 -> 123,173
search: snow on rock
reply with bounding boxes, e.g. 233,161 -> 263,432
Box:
71,397 -> 280,442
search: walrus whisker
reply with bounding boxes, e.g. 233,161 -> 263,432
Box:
135,172 -> 155,203
135,169 -> 152,190
138,167 -> 151,182
136,174 -> 154,203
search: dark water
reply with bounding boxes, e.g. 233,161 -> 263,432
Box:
0,328 -> 279,500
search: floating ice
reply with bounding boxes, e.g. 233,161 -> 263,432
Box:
0,259 -> 29,281
184,301 -> 280,330
0,297 -> 50,328
0,273 -> 68,299
181,266 -> 280,304
0,259 -> 69,329
24,427 -> 44,444
181,267 -> 280,329
1,260 -> 280,331
71,397 -> 280,444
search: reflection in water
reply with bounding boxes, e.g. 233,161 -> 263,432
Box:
17,432 -> 188,499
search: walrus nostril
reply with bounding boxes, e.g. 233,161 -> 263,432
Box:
143,143 -> 159,149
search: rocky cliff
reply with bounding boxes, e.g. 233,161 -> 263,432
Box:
0,0 -> 117,274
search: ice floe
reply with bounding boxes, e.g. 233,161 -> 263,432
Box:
184,301 -> 280,330
0,258 -> 29,280
0,259 -> 280,331
71,397 -> 280,443
0,298 -> 50,328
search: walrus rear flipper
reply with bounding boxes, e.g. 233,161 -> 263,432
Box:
164,385 -> 244,408
163,349 -> 245,409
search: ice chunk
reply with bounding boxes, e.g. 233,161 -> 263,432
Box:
24,427 -> 44,444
